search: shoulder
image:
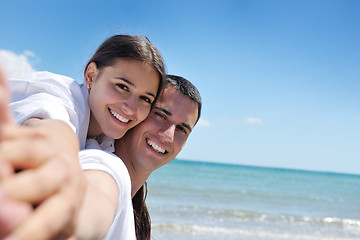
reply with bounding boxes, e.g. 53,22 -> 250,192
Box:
9,71 -> 85,99
79,149 -> 135,239
11,71 -> 75,84
79,149 -> 131,195
79,149 -> 122,168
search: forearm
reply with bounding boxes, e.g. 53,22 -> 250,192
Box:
75,170 -> 118,240
23,118 -> 80,156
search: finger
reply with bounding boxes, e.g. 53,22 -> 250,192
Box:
0,159 -> 13,181
0,191 -> 32,238
0,64 -> 13,127
6,188 -> 77,240
0,158 -> 69,203
0,134 -> 56,169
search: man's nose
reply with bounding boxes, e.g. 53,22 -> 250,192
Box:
159,124 -> 175,143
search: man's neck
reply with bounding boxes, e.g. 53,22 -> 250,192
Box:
114,138 -> 151,198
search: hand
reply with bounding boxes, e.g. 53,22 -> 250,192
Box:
0,64 -> 32,238
0,65 -> 86,240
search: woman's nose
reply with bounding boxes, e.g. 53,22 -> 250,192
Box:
121,95 -> 137,116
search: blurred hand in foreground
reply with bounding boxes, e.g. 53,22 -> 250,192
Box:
0,65 -> 86,240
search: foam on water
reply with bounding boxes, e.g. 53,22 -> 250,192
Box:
147,160 -> 360,240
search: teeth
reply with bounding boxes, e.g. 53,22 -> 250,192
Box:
110,109 -> 129,123
147,140 -> 165,154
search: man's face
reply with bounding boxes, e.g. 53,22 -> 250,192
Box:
122,86 -> 198,172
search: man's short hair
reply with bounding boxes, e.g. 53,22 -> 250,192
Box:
166,75 -> 202,125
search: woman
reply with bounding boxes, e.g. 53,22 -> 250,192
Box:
10,34 -> 165,149
0,74 -> 202,240
78,75 -> 202,239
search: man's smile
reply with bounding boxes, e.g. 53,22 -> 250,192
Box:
147,139 -> 166,154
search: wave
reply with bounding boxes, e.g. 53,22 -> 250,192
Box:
152,222 -> 359,240
157,206 -> 360,229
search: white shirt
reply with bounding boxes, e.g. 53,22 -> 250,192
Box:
79,148 -> 136,240
9,71 -> 90,149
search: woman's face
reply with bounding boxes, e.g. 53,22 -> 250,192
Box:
86,58 -> 160,139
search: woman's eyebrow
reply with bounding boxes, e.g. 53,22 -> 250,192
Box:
116,77 -> 134,87
116,77 -> 155,97
145,92 -> 156,98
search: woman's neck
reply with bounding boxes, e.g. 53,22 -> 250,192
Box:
87,112 -> 102,138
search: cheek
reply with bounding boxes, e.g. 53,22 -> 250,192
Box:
93,81 -> 119,101
136,105 -> 152,122
87,92 -> 98,112
174,135 -> 188,150
89,84 -> 106,103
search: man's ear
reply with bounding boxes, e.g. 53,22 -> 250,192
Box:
84,62 -> 98,88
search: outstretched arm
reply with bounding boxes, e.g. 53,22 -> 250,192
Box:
75,169 -> 119,239
0,65 -> 86,240
0,66 -> 32,238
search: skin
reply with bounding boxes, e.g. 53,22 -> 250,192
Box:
0,65 -> 84,240
116,86 -> 199,196
74,85 -> 199,239
85,59 -> 160,139
0,76 -> 199,239
0,65 -> 30,238
0,58 -> 161,239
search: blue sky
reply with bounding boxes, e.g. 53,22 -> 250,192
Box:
1,0 -> 359,174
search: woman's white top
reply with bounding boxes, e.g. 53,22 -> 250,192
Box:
80,143 -> 136,240
9,71 -> 90,149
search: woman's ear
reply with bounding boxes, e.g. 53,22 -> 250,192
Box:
84,62 -> 98,89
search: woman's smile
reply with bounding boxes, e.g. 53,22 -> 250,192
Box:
109,108 -> 130,123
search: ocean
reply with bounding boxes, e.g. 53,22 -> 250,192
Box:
146,160 -> 360,240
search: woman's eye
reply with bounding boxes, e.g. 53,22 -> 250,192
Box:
116,83 -> 128,91
140,96 -> 152,104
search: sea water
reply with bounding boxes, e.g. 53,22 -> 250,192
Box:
146,160 -> 360,240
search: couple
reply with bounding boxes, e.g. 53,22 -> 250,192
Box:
0,35 -> 201,239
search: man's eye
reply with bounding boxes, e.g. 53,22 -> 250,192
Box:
155,112 -> 166,120
177,126 -> 187,134
116,83 -> 128,91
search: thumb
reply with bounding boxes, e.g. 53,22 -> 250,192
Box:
0,63 -> 13,126
0,64 -> 14,141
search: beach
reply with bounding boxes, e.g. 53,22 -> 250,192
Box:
147,160 -> 360,240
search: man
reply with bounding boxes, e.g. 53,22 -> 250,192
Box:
117,75 -> 201,239
117,74 -> 201,197
74,75 -> 201,239
0,74 -> 202,239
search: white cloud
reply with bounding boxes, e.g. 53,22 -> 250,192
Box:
23,50 -> 36,58
245,117 -> 263,125
220,117 -> 243,124
197,118 -> 211,127
0,50 -> 37,78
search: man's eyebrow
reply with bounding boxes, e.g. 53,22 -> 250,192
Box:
117,77 -> 155,98
156,107 -> 172,116
155,107 -> 192,132
181,122 -> 192,132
